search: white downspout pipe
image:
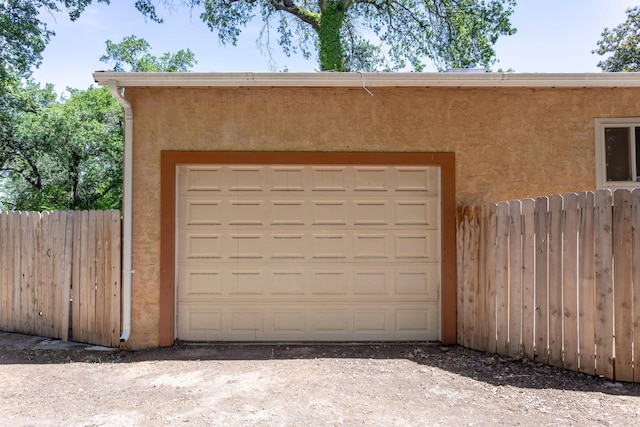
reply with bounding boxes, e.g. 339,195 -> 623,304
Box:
108,80 -> 133,342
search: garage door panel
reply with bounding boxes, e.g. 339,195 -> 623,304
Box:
395,200 -> 438,226
354,234 -> 389,259
177,306 -> 223,341
228,200 -> 265,225
177,303 -> 439,341
353,167 -> 389,192
396,308 -> 438,334
271,200 -> 306,225
270,166 -> 306,191
395,233 -> 438,260
186,234 -> 222,259
228,166 -> 265,191
271,234 -> 306,259
395,167 -> 439,193
181,166 -> 222,192
312,200 -> 348,225
181,230 -> 439,262
311,270 -> 348,295
229,234 -> 265,259
354,310 -> 388,332
311,234 -> 348,259
272,311 -> 306,333
179,197 -> 438,229
311,166 -> 348,191
229,270 -> 265,295
177,163 -> 441,342
180,165 -> 439,196
184,200 -> 222,225
395,267 -> 439,297
180,270 -> 222,297
353,270 -> 389,295
353,200 -> 389,225
179,264 -> 438,302
271,270 -> 306,295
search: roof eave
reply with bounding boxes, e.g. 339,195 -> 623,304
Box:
92,71 -> 640,88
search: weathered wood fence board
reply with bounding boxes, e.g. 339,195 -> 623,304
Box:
0,210 -> 121,347
457,188 -> 640,383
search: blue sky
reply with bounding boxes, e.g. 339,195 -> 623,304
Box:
32,0 -> 639,93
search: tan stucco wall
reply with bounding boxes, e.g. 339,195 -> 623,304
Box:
124,85 -> 640,348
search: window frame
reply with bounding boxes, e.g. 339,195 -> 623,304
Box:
595,118 -> 640,189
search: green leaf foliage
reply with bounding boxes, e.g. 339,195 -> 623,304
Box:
0,0 -> 111,81
0,0 -> 53,80
185,0 -> 517,71
100,35 -> 197,72
1,84 -> 124,211
594,7 -> 640,72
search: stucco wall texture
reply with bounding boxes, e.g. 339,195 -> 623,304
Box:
124,85 -> 639,348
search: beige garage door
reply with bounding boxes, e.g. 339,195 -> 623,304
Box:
176,164 -> 441,341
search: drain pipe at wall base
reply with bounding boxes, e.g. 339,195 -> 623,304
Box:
108,80 -> 133,342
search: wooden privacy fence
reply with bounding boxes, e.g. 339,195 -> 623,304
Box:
456,188 -> 640,382
0,211 -> 121,347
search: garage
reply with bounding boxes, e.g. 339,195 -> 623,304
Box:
173,154 -> 445,342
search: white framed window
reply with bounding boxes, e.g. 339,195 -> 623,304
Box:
595,118 -> 640,188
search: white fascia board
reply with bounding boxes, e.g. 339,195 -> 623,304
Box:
93,71 -> 640,88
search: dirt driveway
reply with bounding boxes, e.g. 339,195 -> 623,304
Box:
0,332 -> 639,426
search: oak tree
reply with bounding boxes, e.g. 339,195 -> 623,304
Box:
594,7 -> 640,72
184,0 -> 517,71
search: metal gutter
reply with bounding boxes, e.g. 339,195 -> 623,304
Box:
94,71 -> 640,88
107,80 -> 133,343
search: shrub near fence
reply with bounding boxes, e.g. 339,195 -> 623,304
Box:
0,211 -> 121,347
457,188 -> 640,382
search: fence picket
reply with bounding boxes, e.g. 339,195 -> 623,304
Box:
457,190 -> 640,380
613,189 -> 634,382
495,202 -> 510,356
9,213 -> 18,332
460,207 -> 476,349
562,193 -> 579,372
476,206 -> 487,350
95,211 -> 106,345
71,211 -> 81,342
78,210 -> 90,343
535,197 -> 549,364
578,192 -> 596,375
52,211 -> 66,339
109,210 -> 121,346
486,203 -> 498,354
19,212 -> 28,334
61,212 -> 73,342
508,200 -> 523,358
36,212 -> 49,337
521,199 -> 536,361
0,213 -> 8,330
595,189 -> 614,380
632,189 -> 640,382
456,208 -> 465,346
0,210 -> 120,345
548,195 -> 563,368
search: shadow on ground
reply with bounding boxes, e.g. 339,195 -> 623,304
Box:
1,331 -> 638,397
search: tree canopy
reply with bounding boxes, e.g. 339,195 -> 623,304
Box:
0,0 -> 113,82
3,0 -> 517,74
143,0 -> 516,72
0,82 -> 124,211
0,36 -> 197,211
100,35 -> 197,72
594,7 -> 640,72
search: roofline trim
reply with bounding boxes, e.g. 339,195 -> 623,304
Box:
92,71 -> 640,88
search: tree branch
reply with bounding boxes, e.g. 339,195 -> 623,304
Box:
268,0 -> 320,29
0,166 -> 41,190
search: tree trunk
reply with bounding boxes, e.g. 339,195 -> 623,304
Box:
318,0 -> 347,71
